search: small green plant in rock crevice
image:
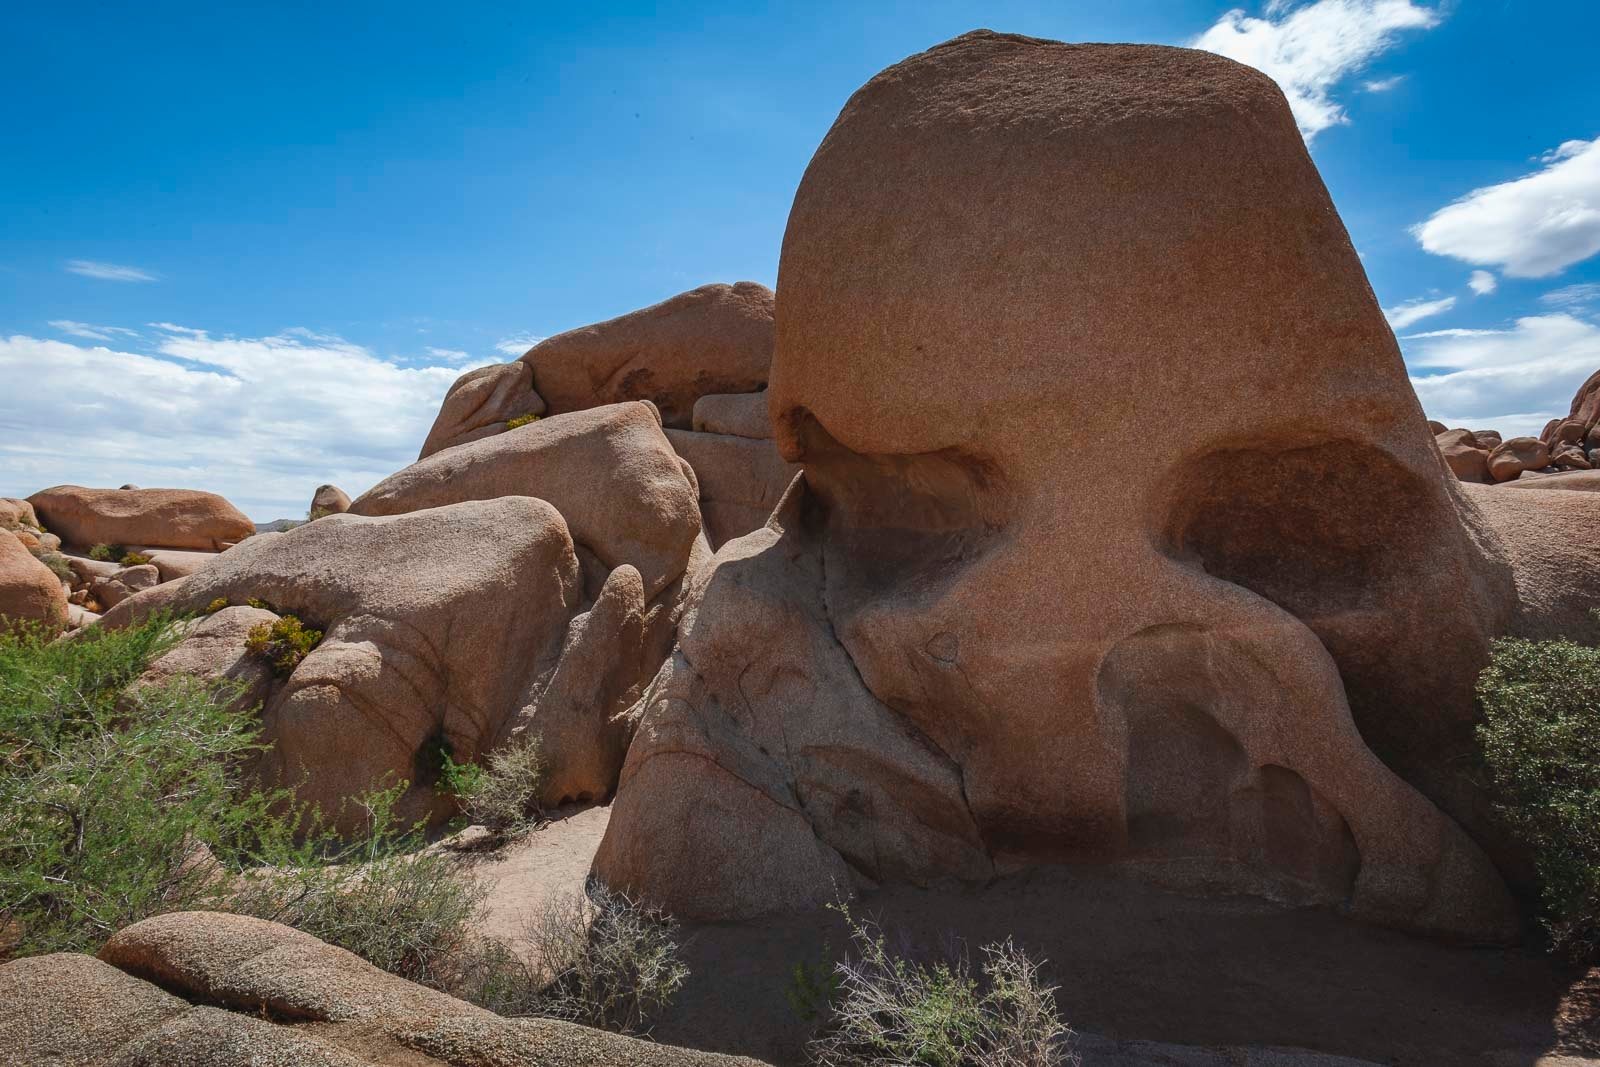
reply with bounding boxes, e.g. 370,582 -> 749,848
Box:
244,615 -> 322,677
119,551 -> 152,566
440,733 -> 546,836
506,412 -> 542,430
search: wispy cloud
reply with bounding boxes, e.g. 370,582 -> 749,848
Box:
47,320 -> 140,341
1406,313 -> 1600,437
1362,75 -> 1405,92
65,259 -> 158,282
1467,270 -> 1498,296
1191,0 -> 1441,140
494,334 -> 545,356
0,329 -> 464,520
1413,135 -> 1600,278
425,346 -> 475,365
1542,283 -> 1600,309
1384,294 -> 1456,330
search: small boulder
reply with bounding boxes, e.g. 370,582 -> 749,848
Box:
692,391 -> 773,439
1426,419 -> 1447,435
525,281 -> 774,429
0,497 -> 39,530
1487,437 -> 1550,482
1554,445 -> 1592,471
309,483 -> 352,517
1473,429 -> 1503,450
418,361 -> 546,459
90,563 -> 160,610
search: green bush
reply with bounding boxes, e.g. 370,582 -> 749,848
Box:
205,597 -> 229,614
35,552 -> 74,583
1478,634 -> 1600,958
244,615 -> 322,677
119,551 -> 152,567
808,905 -> 1075,1067
87,544 -> 125,562
508,882 -> 690,1034
307,506 -> 333,522
441,733 -> 546,835
506,412 -> 542,430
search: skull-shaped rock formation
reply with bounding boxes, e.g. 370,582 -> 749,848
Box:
595,32 -> 1526,940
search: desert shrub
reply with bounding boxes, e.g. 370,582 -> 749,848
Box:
506,412 -> 542,430
35,552 -> 74,583
1478,634 -> 1600,958
119,551 -> 152,566
508,882 -> 689,1034
441,734 -> 546,835
307,506 -> 332,522
87,543 -> 125,562
225,782 -> 490,990
808,905 -> 1076,1067
245,615 -> 322,677
246,596 -> 269,610
205,597 -> 229,614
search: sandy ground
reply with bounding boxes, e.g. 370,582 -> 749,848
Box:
457,805 -> 1600,1067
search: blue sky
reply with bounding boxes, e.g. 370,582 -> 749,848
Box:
3,1 -> 1599,518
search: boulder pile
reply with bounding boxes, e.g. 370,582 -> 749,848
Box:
1431,370 -> 1600,486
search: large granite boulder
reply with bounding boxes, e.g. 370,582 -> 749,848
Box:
596,32 -> 1528,941
29,485 -> 254,551
419,360 -> 547,460
0,912 -> 766,1066
523,282 -> 773,429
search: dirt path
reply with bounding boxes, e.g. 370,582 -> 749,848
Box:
460,805 -> 1600,1067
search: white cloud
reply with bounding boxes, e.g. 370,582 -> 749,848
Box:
48,320 -> 139,341
65,259 -> 158,282
1412,136 -> 1600,278
0,330 -> 460,521
494,334 -> 545,356
1542,282 -> 1600,309
425,346 -> 475,365
1467,270 -> 1498,296
1406,313 -> 1600,437
148,322 -> 207,337
1383,295 -> 1456,330
1362,75 -> 1404,92
1191,0 -> 1440,140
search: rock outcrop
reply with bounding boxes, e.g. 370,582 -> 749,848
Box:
29,485 -> 254,551
663,428 -> 800,550
523,282 -> 774,429
310,483 -> 352,516
0,911 -> 766,1066
595,32 -> 1524,940
0,529 -> 67,633
419,360 -> 547,460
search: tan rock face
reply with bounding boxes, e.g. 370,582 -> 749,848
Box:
1435,429 -> 1491,484
101,498 -> 652,831
0,913 -> 767,1066
0,496 -> 40,530
692,391 -> 772,439
597,32 -> 1520,940
1487,437 -> 1551,482
664,428 -> 800,550
28,485 -> 254,551
418,360 -> 547,460
524,282 -> 774,429
310,483 -> 352,516
0,530 -> 67,634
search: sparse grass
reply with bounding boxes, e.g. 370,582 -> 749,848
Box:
441,733 -> 546,836
1479,632 -> 1600,959
87,544 -> 126,563
34,552 -> 74,583
807,904 -> 1076,1067
506,412 -> 542,430
245,615 -> 322,677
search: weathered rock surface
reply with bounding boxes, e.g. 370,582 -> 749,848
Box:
664,428 -> 800,550
419,360 -> 547,460
0,496 -> 40,530
140,548 -> 220,582
524,282 -> 774,429
692,391 -> 772,439
102,497 -> 653,830
0,912 -> 766,1066
0,528 -> 67,633
29,485 -> 254,551
310,483 -> 352,516
91,563 -> 160,610
353,402 -> 706,602
597,32 -> 1521,940
1434,428 -> 1490,484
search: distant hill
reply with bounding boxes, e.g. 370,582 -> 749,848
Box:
254,518 -> 300,534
